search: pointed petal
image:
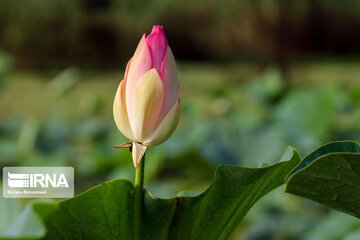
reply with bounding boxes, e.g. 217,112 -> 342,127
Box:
126,35 -> 153,119
113,80 -> 134,140
144,99 -> 181,146
124,58 -> 132,81
159,47 -> 178,121
132,142 -> 147,168
112,141 -> 132,148
131,68 -> 164,142
146,26 -> 168,71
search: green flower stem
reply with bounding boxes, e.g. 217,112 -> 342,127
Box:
134,154 -> 145,240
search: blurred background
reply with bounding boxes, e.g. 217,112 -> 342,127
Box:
0,0 -> 360,239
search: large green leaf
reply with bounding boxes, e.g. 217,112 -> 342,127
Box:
285,140 -> 360,218
42,147 -> 300,240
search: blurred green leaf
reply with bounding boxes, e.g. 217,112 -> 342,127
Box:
346,231 -> 360,240
0,200 -> 56,240
46,68 -> 80,98
248,67 -> 284,101
305,211 -> 360,240
0,189 -> 21,232
274,86 -> 343,153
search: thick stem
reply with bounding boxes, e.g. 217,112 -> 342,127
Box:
134,154 -> 145,240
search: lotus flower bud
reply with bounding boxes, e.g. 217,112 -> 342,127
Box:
113,25 -> 182,167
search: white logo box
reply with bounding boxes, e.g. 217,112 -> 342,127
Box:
3,167 -> 74,198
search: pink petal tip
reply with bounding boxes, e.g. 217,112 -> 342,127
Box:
145,25 -> 168,71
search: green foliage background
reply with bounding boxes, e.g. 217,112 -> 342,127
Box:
0,62 -> 359,239
0,0 -> 360,239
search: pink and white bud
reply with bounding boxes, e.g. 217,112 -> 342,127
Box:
113,25 -> 182,167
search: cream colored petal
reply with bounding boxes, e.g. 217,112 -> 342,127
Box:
131,68 -> 164,142
132,142 -> 147,168
144,99 -> 181,146
113,80 -> 134,140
